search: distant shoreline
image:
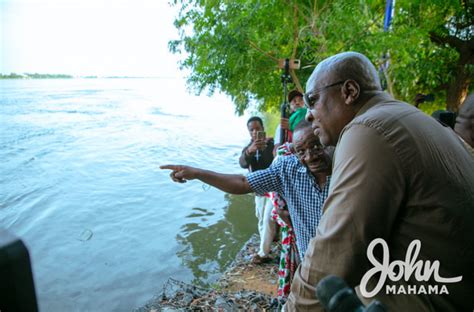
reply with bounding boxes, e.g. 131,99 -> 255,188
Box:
0,73 -> 165,79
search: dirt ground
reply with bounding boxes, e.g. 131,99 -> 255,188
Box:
217,234 -> 280,297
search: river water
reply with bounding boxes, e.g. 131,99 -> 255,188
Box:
0,78 -> 258,311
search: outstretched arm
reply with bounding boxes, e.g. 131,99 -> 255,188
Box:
160,165 -> 253,194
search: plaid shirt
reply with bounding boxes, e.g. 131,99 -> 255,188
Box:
247,155 -> 330,260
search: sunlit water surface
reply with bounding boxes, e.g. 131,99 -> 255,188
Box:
0,78 -> 258,311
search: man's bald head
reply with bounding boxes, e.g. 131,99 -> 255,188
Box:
307,52 -> 382,93
304,52 -> 382,146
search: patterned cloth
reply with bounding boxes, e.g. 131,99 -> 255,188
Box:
269,143 -> 298,299
247,155 -> 330,260
270,191 -> 299,299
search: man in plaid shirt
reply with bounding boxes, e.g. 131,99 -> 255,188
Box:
161,121 -> 333,259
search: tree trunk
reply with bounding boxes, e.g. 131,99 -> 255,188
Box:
430,30 -> 473,112
446,53 -> 472,112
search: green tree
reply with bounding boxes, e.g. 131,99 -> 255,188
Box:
169,0 -> 473,114
382,0 -> 473,112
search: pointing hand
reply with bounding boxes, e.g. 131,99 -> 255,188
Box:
160,164 -> 197,183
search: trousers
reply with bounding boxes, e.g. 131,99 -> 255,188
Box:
254,195 -> 277,257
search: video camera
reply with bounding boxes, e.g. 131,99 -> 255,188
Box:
417,93 -> 435,103
316,275 -> 386,312
278,58 -> 301,70
431,110 -> 456,129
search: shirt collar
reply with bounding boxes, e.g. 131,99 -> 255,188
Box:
315,174 -> 332,190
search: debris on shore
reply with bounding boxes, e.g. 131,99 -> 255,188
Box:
134,234 -> 282,311
217,234 -> 280,296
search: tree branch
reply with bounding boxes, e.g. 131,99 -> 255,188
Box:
247,40 -> 279,62
429,31 -> 474,53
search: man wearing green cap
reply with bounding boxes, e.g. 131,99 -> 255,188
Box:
274,90 -> 307,148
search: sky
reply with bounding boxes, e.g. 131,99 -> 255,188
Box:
0,0 -> 185,77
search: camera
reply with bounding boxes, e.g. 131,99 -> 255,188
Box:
431,110 -> 456,129
415,93 -> 435,104
256,131 -> 266,141
421,94 -> 435,102
278,58 -> 301,70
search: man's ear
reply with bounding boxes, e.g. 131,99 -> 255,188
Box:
342,80 -> 360,105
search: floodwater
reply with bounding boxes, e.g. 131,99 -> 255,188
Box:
0,78 -> 258,311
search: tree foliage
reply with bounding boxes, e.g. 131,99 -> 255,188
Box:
169,0 -> 473,114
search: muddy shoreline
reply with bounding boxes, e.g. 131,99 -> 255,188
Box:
134,234 -> 282,311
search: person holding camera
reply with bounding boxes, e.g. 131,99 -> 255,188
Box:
238,116 -> 276,264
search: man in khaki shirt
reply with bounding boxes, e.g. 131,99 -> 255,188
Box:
285,52 -> 474,311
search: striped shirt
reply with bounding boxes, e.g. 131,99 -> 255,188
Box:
247,155 -> 330,259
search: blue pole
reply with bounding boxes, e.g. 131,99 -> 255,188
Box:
384,0 -> 394,32
380,0 -> 394,91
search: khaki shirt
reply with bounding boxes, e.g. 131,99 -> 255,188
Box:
285,92 -> 474,311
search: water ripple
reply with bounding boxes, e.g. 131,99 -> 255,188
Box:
0,78 -> 253,311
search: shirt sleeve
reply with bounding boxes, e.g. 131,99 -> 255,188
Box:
286,124 -> 406,311
239,143 -> 252,169
247,157 -> 285,196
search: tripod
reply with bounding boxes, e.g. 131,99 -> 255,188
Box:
280,59 -> 292,145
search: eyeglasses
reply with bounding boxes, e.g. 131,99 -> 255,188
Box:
295,144 -> 325,160
304,80 -> 345,109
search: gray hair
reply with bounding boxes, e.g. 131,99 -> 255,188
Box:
314,52 -> 382,91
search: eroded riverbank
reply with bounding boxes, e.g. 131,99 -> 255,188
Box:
134,234 -> 282,311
